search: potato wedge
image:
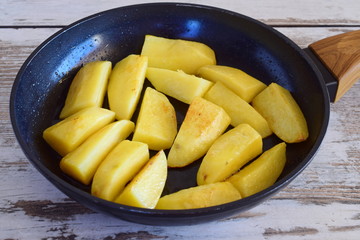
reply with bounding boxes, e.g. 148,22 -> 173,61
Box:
107,54 -> 148,120
91,140 -> 149,201
43,107 -> 115,156
115,150 -> 167,209
197,124 -> 263,185
132,87 -> 177,150
228,142 -> 286,198
252,83 -> 309,143
156,182 -> 241,210
204,82 -> 272,138
60,120 -> 135,185
141,35 -> 216,74
168,97 -> 231,167
59,61 -> 112,119
146,67 -> 213,104
197,65 -> 267,102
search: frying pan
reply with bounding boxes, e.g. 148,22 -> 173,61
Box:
10,3 -> 359,225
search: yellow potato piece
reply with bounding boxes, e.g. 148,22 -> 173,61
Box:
156,182 -> 241,210
252,83 -> 309,143
132,87 -> 177,150
146,67 -> 213,104
197,124 -> 263,185
204,82 -> 272,138
91,140 -> 149,201
168,97 -> 231,167
60,120 -> 135,185
107,54 -> 148,120
59,61 -> 112,119
141,35 -> 216,74
115,150 -> 167,209
228,142 -> 286,198
43,107 -> 115,156
197,65 -> 267,102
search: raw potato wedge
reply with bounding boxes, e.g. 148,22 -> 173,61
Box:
204,82 -> 272,138
43,107 -> 115,156
91,140 -> 149,201
146,67 -> 213,104
228,142 -> 286,198
115,150 -> 167,209
60,61 -> 112,119
168,97 -> 231,167
156,182 -> 241,210
197,65 -> 267,102
141,35 -> 216,74
60,120 -> 135,185
132,87 -> 177,150
197,124 -> 263,185
252,83 -> 309,143
107,54 -> 148,120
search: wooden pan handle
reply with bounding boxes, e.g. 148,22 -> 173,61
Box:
309,30 -> 360,102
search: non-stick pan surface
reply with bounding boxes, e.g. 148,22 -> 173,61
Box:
10,3 -> 329,225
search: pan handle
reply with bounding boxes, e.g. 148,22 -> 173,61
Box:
308,30 -> 360,102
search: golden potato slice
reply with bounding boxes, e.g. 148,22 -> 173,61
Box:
252,83 -> 309,143
228,142 -> 286,198
60,61 -> 112,119
197,65 -> 267,102
156,182 -> 241,210
115,150 -> 167,209
141,35 -> 216,74
107,54 -> 148,120
146,67 -> 213,104
197,124 -> 263,185
168,97 -> 231,167
91,140 -> 149,201
132,87 -> 177,150
204,82 -> 272,138
43,107 -> 115,156
60,120 -> 135,185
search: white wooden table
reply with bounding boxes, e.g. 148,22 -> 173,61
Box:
1,0 -> 359,239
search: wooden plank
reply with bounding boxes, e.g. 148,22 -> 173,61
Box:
1,27 -> 359,239
1,0 -> 360,26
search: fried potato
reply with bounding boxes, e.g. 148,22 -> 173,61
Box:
115,150 -> 167,209
141,35 -> 216,74
60,120 -> 134,185
107,54 -> 148,120
167,97 -> 231,167
228,142 -> 286,198
197,65 -> 266,102
197,124 -> 263,185
91,140 -> 149,201
60,61 -> 112,119
132,87 -> 177,150
146,67 -> 213,104
156,182 -> 241,210
252,83 -> 308,143
43,107 -> 115,156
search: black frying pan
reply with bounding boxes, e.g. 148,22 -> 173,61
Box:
10,3 -> 357,225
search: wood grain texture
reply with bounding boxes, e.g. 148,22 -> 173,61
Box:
309,30 -> 360,101
1,0 -> 360,27
1,1 -> 360,239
